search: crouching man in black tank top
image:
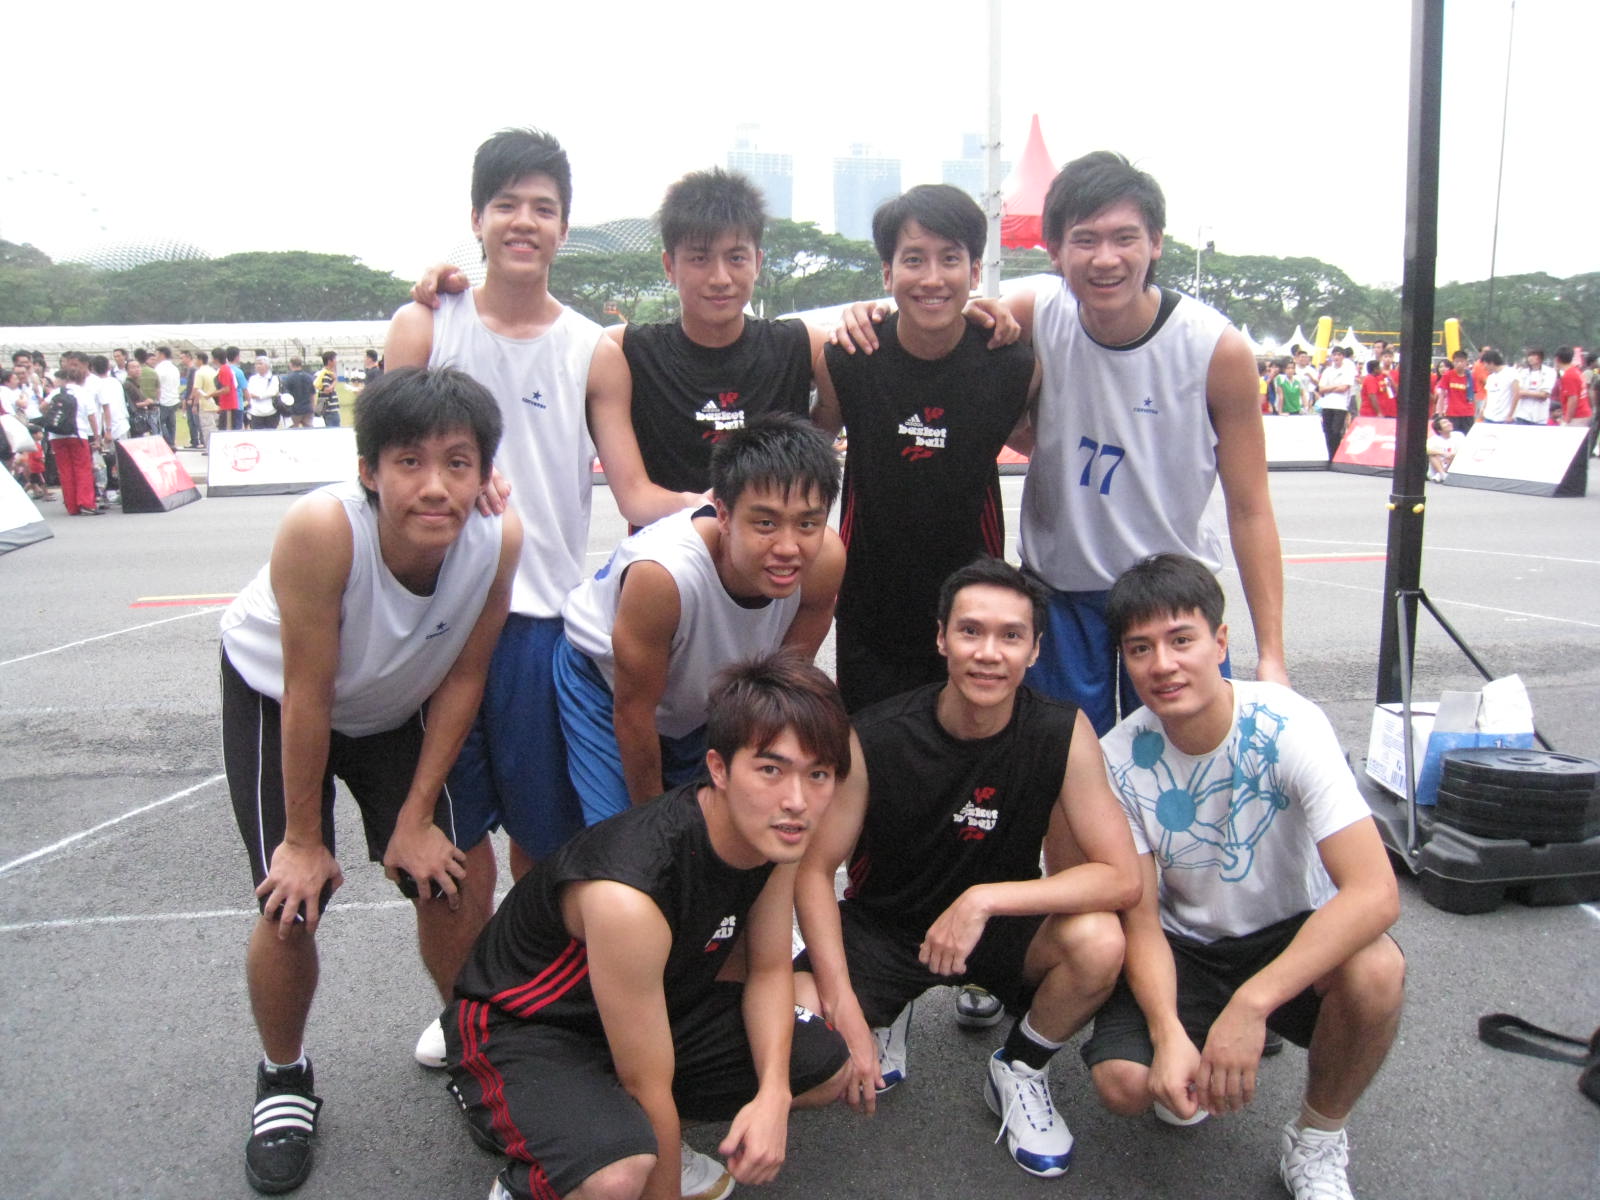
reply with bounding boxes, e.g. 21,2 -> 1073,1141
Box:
793,558 -> 1142,1179
443,654 -> 852,1200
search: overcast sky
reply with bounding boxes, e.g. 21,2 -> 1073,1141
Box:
5,0 -> 1595,311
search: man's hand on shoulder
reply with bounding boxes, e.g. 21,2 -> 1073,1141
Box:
962,296 -> 1021,349
410,263 -> 471,309
829,301 -> 892,355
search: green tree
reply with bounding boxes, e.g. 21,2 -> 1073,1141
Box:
549,250 -> 672,324
99,252 -> 411,322
0,262 -> 108,325
753,219 -> 883,316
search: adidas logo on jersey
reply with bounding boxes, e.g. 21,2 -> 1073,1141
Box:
704,914 -> 738,952
695,399 -> 746,434
897,411 -> 947,451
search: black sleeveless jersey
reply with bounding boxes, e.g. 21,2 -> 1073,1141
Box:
827,316 -> 1033,655
845,683 -> 1076,932
623,319 -> 813,493
453,784 -> 775,1034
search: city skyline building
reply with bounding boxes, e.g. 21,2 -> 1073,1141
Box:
832,144 -> 901,242
727,124 -> 794,220
941,132 -> 1010,210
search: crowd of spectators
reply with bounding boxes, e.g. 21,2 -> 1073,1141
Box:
2,347 -> 385,510
1255,340 -> 1598,469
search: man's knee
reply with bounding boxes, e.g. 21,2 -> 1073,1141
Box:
1091,1058 -> 1152,1117
794,1059 -> 851,1111
1036,911 -> 1125,991
1323,935 -> 1406,1024
568,1153 -> 655,1200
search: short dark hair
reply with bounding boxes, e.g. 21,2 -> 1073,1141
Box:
1482,349 -> 1504,366
226,346 -> 240,362
1525,347 -> 1545,360
1431,414 -> 1453,433
1106,553 -> 1225,642
871,183 -> 985,265
61,350 -> 88,368
365,349 -> 379,363
935,556 -> 1046,639
289,356 -> 303,369
156,345 -> 171,358
705,652 -> 851,781
211,346 -> 227,362
1042,150 -> 1166,282
1365,360 -> 1381,375
710,413 -> 840,513
321,350 -> 337,366
90,354 -> 109,374
354,366 -> 503,504
133,348 -> 150,364
196,350 -> 209,363
472,127 -> 572,223
659,167 -> 766,257
1556,346 -> 1574,365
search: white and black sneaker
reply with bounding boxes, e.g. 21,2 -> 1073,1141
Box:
245,1059 -> 323,1194
415,1016 -> 448,1068
873,1000 -> 914,1094
954,985 -> 1004,1028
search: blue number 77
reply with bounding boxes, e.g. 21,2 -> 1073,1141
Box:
1076,437 -> 1127,495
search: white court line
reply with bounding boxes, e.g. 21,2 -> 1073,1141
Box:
1581,903 -> 1600,926
0,607 -> 224,668
0,898 -> 412,935
1281,538 -> 1600,568
0,773 -> 226,879
1283,572 -> 1600,631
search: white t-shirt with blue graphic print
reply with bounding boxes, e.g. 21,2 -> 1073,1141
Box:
1100,680 -> 1370,944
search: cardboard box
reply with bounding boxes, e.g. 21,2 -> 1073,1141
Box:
1365,679 -> 1535,805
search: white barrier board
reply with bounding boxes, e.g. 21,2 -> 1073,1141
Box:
206,429 -> 359,496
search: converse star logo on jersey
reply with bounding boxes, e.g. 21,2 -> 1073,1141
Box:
1133,395 -> 1160,416
424,620 -> 451,640
521,389 -> 546,409
897,407 -> 948,461
952,785 -> 999,840
695,398 -> 746,439
704,914 -> 739,952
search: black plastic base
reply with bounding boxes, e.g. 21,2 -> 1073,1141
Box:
1362,770 -> 1600,914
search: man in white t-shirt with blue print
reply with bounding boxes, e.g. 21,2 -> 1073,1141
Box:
1083,554 -> 1405,1200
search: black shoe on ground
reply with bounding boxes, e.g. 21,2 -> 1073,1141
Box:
245,1059 -> 323,1194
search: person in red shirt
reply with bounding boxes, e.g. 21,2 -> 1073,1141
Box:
1556,346 -> 1590,429
1359,360 -> 1396,418
1434,349 -> 1475,433
1471,347 -> 1493,419
203,343 -> 241,431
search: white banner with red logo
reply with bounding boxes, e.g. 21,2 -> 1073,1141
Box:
206,429 -> 359,497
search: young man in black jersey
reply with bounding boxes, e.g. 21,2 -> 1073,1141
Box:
811,184 -> 1036,715
793,558 -> 1141,1179
444,654 -> 852,1200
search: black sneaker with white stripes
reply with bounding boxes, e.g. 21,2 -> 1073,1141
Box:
245,1059 -> 323,1194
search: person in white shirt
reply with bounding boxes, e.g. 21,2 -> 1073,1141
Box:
245,356 -> 284,429
1313,347 -> 1356,459
152,346 -> 182,448
1513,347 -> 1556,425
1086,553 -> 1404,1200
1478,349 -> 1517,423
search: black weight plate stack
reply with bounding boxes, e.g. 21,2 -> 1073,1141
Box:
1436,749 -> 1600,843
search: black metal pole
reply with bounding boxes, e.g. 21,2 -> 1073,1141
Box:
1377,0 -> 1444,706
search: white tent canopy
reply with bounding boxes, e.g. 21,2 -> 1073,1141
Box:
1,320 -> 392,363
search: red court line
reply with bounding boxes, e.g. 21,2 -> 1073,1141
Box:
130,596 -> 236,608
1282,553 -> 1388,564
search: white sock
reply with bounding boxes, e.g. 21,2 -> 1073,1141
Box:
1020,1011 -> 1067,1052
264,1052 -> 307,1073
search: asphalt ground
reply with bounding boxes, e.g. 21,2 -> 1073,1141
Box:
2,453 -> 1597,1200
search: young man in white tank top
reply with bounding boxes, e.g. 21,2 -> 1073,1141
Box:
556,414 -> 844,825
219,367 -> 521,1195
1004,151 -> 1287,735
